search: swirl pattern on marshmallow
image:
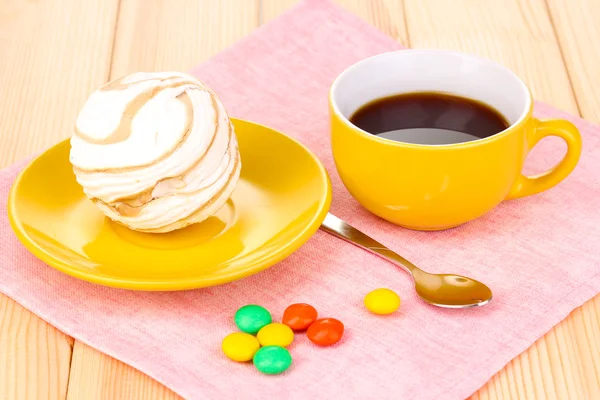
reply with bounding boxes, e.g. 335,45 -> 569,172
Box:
70,71 -> 241,233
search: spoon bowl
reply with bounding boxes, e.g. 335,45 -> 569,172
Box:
321,213 -> 492,308
413,272 -> 492,308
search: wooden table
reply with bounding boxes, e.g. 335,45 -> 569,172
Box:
1,0 -> 599,398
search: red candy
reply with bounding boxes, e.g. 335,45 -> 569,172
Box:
282,303 -> 318,331
307,318 -> 344,346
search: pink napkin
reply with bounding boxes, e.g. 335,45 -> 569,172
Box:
2,1 -> 600,399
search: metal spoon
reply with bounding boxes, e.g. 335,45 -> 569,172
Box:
320,213 -> 492,308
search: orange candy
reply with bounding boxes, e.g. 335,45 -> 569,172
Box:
282,303 -> 318,331
307,318 -> 344,346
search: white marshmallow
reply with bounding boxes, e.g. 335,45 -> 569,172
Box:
70,71 -> 241,233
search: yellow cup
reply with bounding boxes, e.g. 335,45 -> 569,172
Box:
329,50 -> 582,230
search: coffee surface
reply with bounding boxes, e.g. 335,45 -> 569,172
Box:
349,92 -> 510,145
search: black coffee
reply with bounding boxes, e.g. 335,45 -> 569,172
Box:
349,92 -> 510,145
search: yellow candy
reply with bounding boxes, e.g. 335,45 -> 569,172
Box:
222,332 -> 260,362
364,288 -> 401,315
256,323 -> 294,347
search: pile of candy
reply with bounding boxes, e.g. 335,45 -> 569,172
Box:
222,303 -> 344,375
222,289 -> 401,375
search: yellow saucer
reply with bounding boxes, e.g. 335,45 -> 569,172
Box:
8,119 -> 331,290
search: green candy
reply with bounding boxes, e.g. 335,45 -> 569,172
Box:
253,346 -> 292,375
234,304 -> 272,334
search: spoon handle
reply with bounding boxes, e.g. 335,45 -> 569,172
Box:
320,213 -> 418,275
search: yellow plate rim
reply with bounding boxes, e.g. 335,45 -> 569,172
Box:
7,118 -> 332,291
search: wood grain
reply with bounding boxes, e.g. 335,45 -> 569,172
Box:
546,0 -> 600,123
402,0 -> 599,398
64,2 -> 600,399
472,297 -> 600,400
0,0 -> 117,398
67,342 -> 181,400
0,0 -> 120,168
65,2 -> 260,397
404,0 -> 579,114
1,0 -> 600,399
0,295 -> 74,400
110,0 -> 260,78
260,0 -> 298,22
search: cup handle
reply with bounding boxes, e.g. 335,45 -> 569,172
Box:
506,118 -> 582,200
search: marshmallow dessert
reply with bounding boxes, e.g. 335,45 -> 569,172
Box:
70,71 -> 241,233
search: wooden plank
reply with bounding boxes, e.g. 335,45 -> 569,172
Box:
566,296 -> 600,396
0,295 -> 74,400
260,0 -> 298,22
262,0 -> 408,45
262,1 -> 600,399
0,1 -> 596,399
0,1 -> 118,399
66,0 -> 600,399
335,0 -> 407,44
404,0 -> 599,399
404,0 -> 579,115
546,0 -> 600,123
110,0 -> 260,78
65,1 -> 261,398
0,0 -> 120,168
473,298 -> 600,399
67,343 -> 180,400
